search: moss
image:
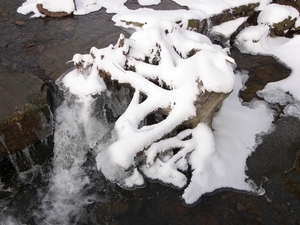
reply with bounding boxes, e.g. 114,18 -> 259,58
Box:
188,19 -> 200,30
210,3 -> 259,26
271,17 -> 297,36
120,20 -> 145,28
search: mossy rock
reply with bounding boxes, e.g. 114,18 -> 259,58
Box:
270,16 -> 297,36
210,3 -> 260,26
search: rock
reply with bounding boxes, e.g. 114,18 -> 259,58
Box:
120,20 -> 145,28
270,16 -> 297,36
230,47 -> 291,102
209,3 -> 260,26
237,203 -> 246,211
191,3 -> 260,37
14,20 -> 25,26
36,4 -> 71,18
0,87 -> 53,159
257,3 -> 299,37
36,0 -> 76,18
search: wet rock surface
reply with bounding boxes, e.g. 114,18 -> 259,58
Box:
80,46 -> 300,225
36,3 -> 73,18
231,47 -> 291,102
0,0 -> 126,158
0,0 -> 299,224
81,48 -> 300,225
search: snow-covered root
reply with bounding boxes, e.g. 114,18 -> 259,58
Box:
54,19 -> 275,205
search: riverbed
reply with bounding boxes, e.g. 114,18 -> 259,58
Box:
0,0 -> 299,224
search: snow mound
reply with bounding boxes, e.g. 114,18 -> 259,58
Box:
257,3 -> 299,25
38,0 -> 75,13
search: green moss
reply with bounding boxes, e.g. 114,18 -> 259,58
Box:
120,20 -> 145,28
187,19 -> 200,30
271,17 -> 297,36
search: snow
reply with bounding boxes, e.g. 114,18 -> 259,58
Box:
171,0 -> 259,16
257,3 -> 299,25
296,16 -> 300,28
59,18 -> 274,204
255,0 -> 272,11
183,71 -> 274,205
112,8 -> 202,30
16,0 -> 300,205
211,17 -> 248,38
38,0 -> 75,13
234,25 -> 270,53
235,26 -> 300,107
88,24 -> 235,192
17,0 -> 128,17
17,0 -> 259,23
62,62 -> 106,97
17,0 -> 44,17
138,0 -> 161,6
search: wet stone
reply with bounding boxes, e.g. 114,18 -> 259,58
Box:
1,1 -> 300,225
237,202 -> 246,211
14,20 -> 25,26
0,0 -> 126,159
230,47 -> 291,102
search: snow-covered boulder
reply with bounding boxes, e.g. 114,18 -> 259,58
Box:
37,0 -> 76,17
257,3 -> 299,36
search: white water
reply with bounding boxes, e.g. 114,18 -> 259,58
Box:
31,80 -> 132,224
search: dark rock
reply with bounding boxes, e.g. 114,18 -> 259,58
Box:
0,0 -> 126,161
230,48 -> 291,102
281,150 -> 300,201
237,202 -> 246,211
209,3 -> 260,26
0,90 -> 53,158
197,3 -> 259,39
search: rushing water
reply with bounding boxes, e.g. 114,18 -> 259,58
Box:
1,0 -> 300,224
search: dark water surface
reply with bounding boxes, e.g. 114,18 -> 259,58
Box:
0,0 -> 125,121
0,0 -> 300,224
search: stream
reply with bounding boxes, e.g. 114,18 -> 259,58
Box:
0,0 -> 300,224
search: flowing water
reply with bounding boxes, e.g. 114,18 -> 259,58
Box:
1,0 -> 300,224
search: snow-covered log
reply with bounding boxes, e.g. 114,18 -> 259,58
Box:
69,21 -> 235,204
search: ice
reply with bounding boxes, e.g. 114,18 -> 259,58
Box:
235,26 -> 300,101
33,73 -> 123,223
284,102 -> 300,119
257,87 -> 293,105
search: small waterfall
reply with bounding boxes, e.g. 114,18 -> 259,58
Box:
32,77 -> 132,224
7,147 -> 38,174
7,154 -> 20,174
